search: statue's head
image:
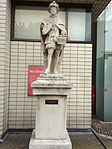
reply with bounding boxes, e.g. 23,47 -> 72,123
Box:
48,1 -> 59,15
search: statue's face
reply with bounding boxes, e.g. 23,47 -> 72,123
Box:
50,7 -> 57,15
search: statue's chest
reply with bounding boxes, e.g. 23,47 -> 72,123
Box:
48,18 -> 58,25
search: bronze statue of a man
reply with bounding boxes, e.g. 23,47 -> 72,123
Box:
40,1 -> 67,74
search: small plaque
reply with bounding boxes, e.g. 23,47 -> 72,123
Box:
45,100 -> 58,105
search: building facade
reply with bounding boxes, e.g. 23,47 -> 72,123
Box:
0,0 -> 110,139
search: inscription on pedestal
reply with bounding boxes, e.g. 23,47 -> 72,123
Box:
45,100 -> 58,105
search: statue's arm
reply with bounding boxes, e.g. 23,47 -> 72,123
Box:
56,20 -> 67,36
41,23 -> 51,35
40,22 -> 45,30
61,29 -> 67,36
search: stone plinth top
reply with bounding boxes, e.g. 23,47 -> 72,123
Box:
31,74 -> 72,89
31,74 -> 72,96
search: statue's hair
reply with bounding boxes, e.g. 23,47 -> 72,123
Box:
48,1 -> 59,13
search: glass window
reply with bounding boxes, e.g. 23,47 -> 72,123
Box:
14,5 -> 91,42
97,10 -> 105,59
105,3 -> 112,52
15,6 -> 66,40
15,6 -> 49,40
68,9 -> 91,41
85,12 -> 91,41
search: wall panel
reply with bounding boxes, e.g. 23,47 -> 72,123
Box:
9,41 -> 92,129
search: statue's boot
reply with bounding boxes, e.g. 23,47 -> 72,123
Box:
45,49 -> 54,74
45,68 -> 50,74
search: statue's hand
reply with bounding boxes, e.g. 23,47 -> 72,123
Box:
40,23 -> 44,29
61,31 -> 67,36
54,37 -> 57,42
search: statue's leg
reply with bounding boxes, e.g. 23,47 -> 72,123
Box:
54,49 -> 60,74
43,49 -> 48,72
57,45 -> 64,73
45,48 -> 54,74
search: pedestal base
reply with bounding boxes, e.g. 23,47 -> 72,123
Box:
29,130 -> 72,149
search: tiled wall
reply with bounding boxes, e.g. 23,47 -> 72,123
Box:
9,41 -> 92,129
0,0 -> 11,138
0,0 -> 92,136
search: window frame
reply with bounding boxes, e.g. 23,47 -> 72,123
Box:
11,0 -> 92,44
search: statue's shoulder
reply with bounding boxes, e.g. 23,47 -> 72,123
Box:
57,17 -> 64,25
41,16 -> 64,25
42,17 -> 51,24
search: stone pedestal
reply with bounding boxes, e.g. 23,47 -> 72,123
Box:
29,74 -> 72,149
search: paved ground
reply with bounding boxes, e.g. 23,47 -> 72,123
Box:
70,132 -> 112,149
0,132 -> 112,149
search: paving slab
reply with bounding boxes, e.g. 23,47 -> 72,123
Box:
0,132 -> 112,149
70,132 -> 104,149
0,133 -> 31,149
99,136 -> 112,149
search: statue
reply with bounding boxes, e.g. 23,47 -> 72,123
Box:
40,1 -> 67,74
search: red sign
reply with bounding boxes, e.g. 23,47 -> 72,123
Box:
92,85 -> 95,105
28,65 -> 44,96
